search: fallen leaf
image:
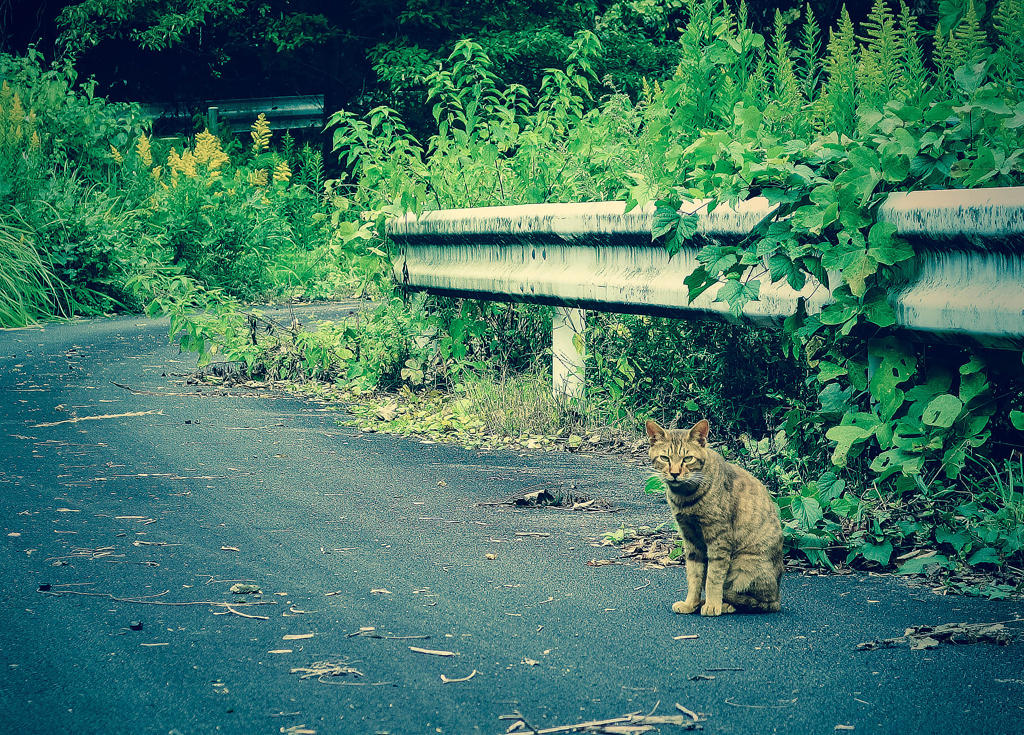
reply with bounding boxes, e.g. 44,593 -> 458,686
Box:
523,658 -> 540,666
55,508 -> 80,513
283,633 -> 315,640
370,588 -> 392,595
437,480 -> 448,487
409,646 -> 455,657
440,670 -> 478,683
221,546 -> 240,552
835,726 -> 855,731
485,553 -> 497,560
268,649 -> 293,654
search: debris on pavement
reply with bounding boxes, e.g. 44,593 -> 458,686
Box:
499,704 -> 705,733
230,583 -> 262,594
440,670 -> 478,683
217,606 -> 269,620
291,660 -> 363,681
409,646 -> 455,657
857,621 -> 1022,650
497,483 -> 620,513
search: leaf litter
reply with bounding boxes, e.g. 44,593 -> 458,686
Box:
857,620 -> 1022,650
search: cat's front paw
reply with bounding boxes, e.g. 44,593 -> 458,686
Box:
700,601 -> 724,616
672,599 -> 701,614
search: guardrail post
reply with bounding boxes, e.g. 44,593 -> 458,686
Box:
208,106 -> 219,135
552,307 -> 586,399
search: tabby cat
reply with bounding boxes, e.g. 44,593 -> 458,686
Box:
646,419 -> 783,616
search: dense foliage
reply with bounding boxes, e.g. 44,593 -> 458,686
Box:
3,0 -> 1023,592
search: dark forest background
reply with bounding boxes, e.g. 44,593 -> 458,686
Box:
3,0 -> 877,136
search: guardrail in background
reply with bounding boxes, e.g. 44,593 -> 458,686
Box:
388,188 -> 1024,398
140,95 -> 324,134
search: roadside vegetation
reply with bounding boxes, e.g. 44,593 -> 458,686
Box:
2,0 -> 1022,593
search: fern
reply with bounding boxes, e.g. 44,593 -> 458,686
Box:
991,0 -> 1024,92
954,0 -> 990,66
896,0 -> 930,103
766,9 -> 804,135
858,0 -> 903,109
821,7 -> 859,136
795,3 -> 824,104
934,0 -> 990,96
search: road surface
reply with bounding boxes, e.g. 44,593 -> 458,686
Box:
1,307 -> 1022,735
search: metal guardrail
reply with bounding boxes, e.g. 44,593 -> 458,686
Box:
140,95 -> 324,134
388,188 -> 1024,396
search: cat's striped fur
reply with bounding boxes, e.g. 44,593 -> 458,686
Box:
647,419 -> 783,616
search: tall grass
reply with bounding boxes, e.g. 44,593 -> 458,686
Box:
0,213 -> 69,326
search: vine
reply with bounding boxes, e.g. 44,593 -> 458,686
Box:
644,0 -> 1024,572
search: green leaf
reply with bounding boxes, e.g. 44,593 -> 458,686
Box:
1011,410 -> 1024,430
819,301 -> 861,325
652,202 -> 681,240
644,476 -> 665,494
715,279 -> 761,317
818,383 -> 854,414
816,361 -> 848,383
954,60 -> 988,96
768,254 -> 807,290
835,148 -> 883,207
845,251 -> 878,297
922,394 -> 964,428
862,293 -> 896,327
683,266 -> 715,302
859,539 -> 893,566
791,495 -> 824,529
959,355 -> 986,375
967,547 -> 1000,567
675,213 -> 699,241
936,526 -> 972,553
897,553 -> 950,575
867,222 -> 914,265
959,372 -> 988,404
825,424 -> 874,467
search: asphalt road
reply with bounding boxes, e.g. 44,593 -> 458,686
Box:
1,307 -> 1022,735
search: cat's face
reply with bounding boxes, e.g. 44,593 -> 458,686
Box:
646,419 -> 709,494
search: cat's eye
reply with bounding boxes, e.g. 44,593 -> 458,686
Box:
658,455 -> 670,462
683,456 -> 696,464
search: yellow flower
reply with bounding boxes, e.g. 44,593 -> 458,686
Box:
247,168 -> 269,187
272,159 -> 292,183
167,147 -> 183,173
193,129 -> 229,171
151,165 -> 162,181
135,133 -> 153,167
110,144 -> 124,164
9,91 -> 23,126
180,149 -> 197,178
30,130 -> 40,151
250,113 -> 272,154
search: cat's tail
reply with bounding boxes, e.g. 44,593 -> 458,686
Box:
723,591 -> 781,613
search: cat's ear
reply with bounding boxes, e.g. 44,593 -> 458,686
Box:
689,419 -> 710,446
645,420 -> 666,444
